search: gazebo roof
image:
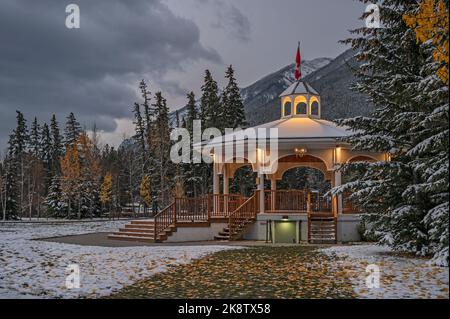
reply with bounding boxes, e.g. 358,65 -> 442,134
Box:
251,117 -> 350,139
279,80 -> 319,97
204,117 -> 352,147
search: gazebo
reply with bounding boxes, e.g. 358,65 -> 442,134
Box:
110,67 -> 385,244
204,78 -> 386,243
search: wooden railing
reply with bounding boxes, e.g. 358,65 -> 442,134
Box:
343,192 -> 360,214
209,194 -> 247,217
264,190 -> 331,213
175,197 -> 209,222
154,201 -> 176,237
310,192 -> 332,212
228,191 -> 259,240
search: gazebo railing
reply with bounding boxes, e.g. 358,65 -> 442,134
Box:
264,190 -> 332,213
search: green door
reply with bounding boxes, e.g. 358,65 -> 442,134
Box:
275,221 -> 297,243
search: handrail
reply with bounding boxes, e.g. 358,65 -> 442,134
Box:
154,202 -> 176,238
228,191 -> 259,240
175,197 -> 209,222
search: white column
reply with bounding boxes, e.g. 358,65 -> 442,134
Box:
213,163 -> 220,194
258,173 -> 265,213
335,170 -> 343,215
270,177 -> 276,211
223,165 -> 229,195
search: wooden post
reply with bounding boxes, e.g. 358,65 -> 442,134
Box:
306,191 -> 311,213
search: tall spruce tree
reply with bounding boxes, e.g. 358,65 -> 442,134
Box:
201,70 -> 223,131
333,0 -> 449,265
222,65 -> 247,129
2,143 -> 19,220
151,92 -> 173,206
29,117 -> 41,158
64,112 -> 82,147
10,111 -> 28,218
50,114 -> 63,175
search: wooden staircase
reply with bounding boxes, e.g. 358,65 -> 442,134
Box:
108,219 -> 175,243
214,226 -> 230,241
308,215 -> 337,244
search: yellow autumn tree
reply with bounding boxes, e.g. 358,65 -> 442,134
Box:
60,144 -> 81,218
140,175 -> 152,209
404,0 -> 449,84
100,172 -> 113,209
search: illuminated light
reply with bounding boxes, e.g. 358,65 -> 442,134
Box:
281,215 -> 289,221
294,147 -> 307,158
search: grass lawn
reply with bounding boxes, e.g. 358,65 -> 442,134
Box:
107,246 -> 356,299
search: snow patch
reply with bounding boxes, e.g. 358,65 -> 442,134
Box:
320,245 -> 449,299
0,221 -> 241,299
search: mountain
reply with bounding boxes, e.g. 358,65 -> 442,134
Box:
243,49 -> 371,125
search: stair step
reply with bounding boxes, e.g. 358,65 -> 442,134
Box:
120,228 -> 154,234
130,220 -> 154,225
214,235 -> 230,241
108,234 -> 155,242
125,224 -> 154,229
112,231 -> 154,238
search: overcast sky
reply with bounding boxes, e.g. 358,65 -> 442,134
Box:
0,0 -> 367,150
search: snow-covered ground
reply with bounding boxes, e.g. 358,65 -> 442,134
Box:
320,245 -> 449,299
0,221 -> 240,299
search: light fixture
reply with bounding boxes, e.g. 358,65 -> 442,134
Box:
281,215 -> 289,221
294,147 -> 307,158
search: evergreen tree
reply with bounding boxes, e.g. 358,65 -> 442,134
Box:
44,175 -> 65,218
10,111 -> 28,218
222,65 -> 247,129
151,92 -> 173,206
201,70 -> 223,131
64,112 -> 82,147
50,114 -> 63,174
29,117 -> 41,158
183,92 -> 203,197
1,146 -> 19,220
333,0 -> 449,265
185,91 -> 198,137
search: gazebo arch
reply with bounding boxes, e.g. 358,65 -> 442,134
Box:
347,155 -> 378,163
269,154 -> 332,181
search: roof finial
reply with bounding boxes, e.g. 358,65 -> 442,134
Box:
295,42 -> 301,81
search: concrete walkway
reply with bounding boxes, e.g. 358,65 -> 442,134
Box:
39,232 -> 316,248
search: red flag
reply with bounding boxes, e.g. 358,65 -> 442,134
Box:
295,43 -> 301,80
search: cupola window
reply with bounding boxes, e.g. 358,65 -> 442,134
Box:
284,102 -> 292,116
311,101 -> 319,116
296,102 -> 307,115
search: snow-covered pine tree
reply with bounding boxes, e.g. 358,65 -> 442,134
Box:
64,112 -> 82,147
201,70 -> 224,131
151,92 -> 174,206
333,0 -> 449,265
29,117 -> 41,158
222,65 -> 247,129
10,111 -> 29,218
183,92 -> 203,197
40,123 -> 53,182
44,175 -> 65,218
1,143 -> 19,220
50,114 -> 63,175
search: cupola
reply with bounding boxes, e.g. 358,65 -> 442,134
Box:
279,43 -> 321,119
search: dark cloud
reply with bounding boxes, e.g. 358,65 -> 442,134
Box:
0,0 -> 221,150
207,0 -> 251,42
